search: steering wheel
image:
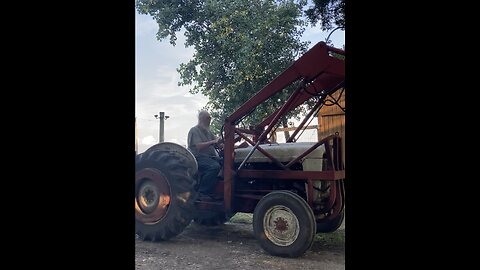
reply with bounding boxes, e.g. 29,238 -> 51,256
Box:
214,139 -> 224,158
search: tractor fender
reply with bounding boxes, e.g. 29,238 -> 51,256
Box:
144,142 -> 198,176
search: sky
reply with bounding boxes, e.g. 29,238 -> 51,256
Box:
135,8 -> 345,153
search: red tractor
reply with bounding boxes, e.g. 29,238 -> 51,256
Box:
135,41 -> 345,257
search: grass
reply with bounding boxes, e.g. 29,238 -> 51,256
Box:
314,219 -> 345,248
314,229 -> 345,243
229,212 -> 253,224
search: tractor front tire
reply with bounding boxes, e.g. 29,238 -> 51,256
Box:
253,190 -> 316,257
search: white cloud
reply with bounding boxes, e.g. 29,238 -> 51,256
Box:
136,67 -> 193,99
135,12 -> 158,38
141,135 -> 157,146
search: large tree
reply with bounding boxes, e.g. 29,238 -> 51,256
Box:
136,0 -> 310,137
305,0 -> 345,31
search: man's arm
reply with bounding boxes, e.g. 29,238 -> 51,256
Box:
195,138 -> 221,151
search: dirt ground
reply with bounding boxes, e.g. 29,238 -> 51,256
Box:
135,214 -> 345,270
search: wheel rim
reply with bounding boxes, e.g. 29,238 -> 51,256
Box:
138,181 -> 160,214
263,205 -> 300,246
135,168 -> 171,224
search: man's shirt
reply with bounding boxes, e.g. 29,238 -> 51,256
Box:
187,125 -> 218,158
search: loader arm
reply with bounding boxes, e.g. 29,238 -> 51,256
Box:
223,42 -> 345,212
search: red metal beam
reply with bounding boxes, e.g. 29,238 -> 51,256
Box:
236,88 -> 303,170
324,181 -> 336,212
226,67 -> 300,124
223,123 -> 235,212
222,41 -> 344,213
325,57 -> 345,77
237,169 -> 345,180
285,141 -> 324,168
256,86 -> 303,143
234,127 -> 257,135
226,42 -> 334,124
286,98 -> 323,143
323,140 -> 334,170
325,180 -> 344,221
258,75 -> 343,128
327,45 -> 345,55
307,179 -> 314,206
235,129 -> 288,170
284,134 -> 337,168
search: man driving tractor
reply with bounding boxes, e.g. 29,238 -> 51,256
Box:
187,110 -> 223,196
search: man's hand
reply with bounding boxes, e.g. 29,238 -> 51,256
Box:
212,138 -> 224,149
208,138 -> 221,145
195,137 -> 223,151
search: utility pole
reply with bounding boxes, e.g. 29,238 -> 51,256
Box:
159,112 -> 165,142
154,112 -> 170,143
135,117 -> 138,154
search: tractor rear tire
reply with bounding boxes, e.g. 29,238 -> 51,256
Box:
316,209 -> 344,233
135,150 -> 197,241
253,190 -> 316,258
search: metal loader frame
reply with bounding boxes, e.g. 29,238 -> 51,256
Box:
219,42 -> 346,216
